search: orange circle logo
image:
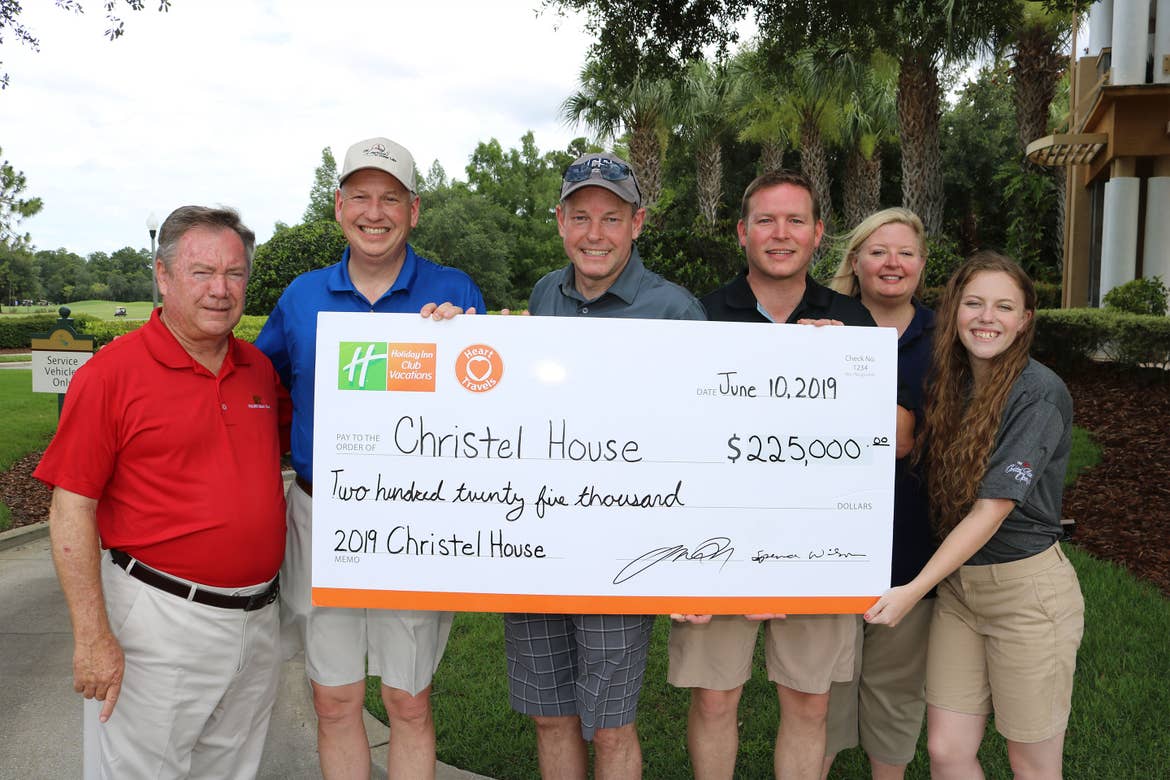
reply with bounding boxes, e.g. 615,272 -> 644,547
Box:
455,344 -> 503,393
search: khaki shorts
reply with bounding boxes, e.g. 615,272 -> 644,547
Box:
926,543 -> 1084,743
825,599 -> 933,765
282,482 -> 453,695
668,613 -> 856,694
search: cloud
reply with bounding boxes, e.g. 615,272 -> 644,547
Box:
0,0 -> 594,254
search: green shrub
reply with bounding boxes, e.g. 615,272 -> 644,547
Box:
1033,309 -> 1111,369
1033,308 -> 1170,372
0,313 -> 103,349
245,221 -> 347,316
1101,312 -> 1170,370
233,315 -> 267,343
923,233 -> 964,288
639,221 -> 743,299
1102,277 -> 1169,317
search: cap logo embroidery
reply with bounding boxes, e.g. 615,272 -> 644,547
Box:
364,143 -> 394,161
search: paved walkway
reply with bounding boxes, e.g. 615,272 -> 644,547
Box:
0,525 -> 489,779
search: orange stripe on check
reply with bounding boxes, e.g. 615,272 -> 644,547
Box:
312,588 -> 878,615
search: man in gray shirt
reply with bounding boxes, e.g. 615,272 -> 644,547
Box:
507,152 -> 704,779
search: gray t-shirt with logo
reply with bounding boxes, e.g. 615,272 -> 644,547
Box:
968,359 -> 1073,565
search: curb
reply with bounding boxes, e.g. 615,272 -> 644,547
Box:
0,520 -> 48,552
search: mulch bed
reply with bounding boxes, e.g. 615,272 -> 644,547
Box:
3,362 -> 1167,598
1061,362 -> 1170,598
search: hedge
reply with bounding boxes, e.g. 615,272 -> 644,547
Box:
0,314 -> 268,349
1034,308 -> 1170,372
0,314 -> 103,349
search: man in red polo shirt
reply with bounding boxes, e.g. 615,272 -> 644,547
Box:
35,205 -> 290,779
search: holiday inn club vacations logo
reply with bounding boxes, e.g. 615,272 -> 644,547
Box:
338,342 -> 437,392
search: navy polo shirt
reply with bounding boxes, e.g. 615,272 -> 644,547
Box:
891,300 -> 936,588
701,271 -> 877,326
255,244 -> 485,483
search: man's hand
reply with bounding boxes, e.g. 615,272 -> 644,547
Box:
419,302 -> 475,320
670,614 -> 712,624
73,630 -> 124,722
498,308 -> 531,316
744,613 -> 787,621
795,318 -> 844,327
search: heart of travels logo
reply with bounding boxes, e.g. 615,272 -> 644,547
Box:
455,344 -> 503,393
338,342 -> 437,392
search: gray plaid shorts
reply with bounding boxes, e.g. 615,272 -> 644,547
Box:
504,612 -> 655,739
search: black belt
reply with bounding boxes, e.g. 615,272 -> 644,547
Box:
295,475 -> 312,496
109,549 -> 278,612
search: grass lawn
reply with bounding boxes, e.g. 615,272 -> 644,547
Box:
0,354 -> 32,363
365,427 -> 1169,779
0,370 -> 58,530
0,300 -> 154,321
366,545 -> 1169,779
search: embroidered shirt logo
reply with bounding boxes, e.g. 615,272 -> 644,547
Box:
247,395 -> 272,410
1005,461 -> 1033,484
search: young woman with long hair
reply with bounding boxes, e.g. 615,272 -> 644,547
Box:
865,252 -> 1084,779
822,208 -> 936,780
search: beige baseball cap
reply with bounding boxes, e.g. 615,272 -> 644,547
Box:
339,137 -> 416,193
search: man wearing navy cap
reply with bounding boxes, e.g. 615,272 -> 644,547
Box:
506,152 -> 704,779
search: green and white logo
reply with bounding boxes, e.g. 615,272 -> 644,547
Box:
338,342 -> 388,391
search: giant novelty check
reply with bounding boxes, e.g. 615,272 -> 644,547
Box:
312,312 -> 896,615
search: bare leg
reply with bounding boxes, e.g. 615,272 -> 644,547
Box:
926,705 -> 986,780
870,757 -> 908,780
820,751 -> 836,780
533,714 -> 587,780
311,680 -> 370,780
593,722 -> 642,779
381,683 -> 436,779
688,686 -> 743,779
1006,732 -> 1066,780
776,685 -> 830,780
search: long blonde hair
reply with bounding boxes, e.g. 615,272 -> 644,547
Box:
828,208 -> 927,298
917,251 -> 1037,536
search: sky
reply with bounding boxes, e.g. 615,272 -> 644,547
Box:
0,0 -> 601,256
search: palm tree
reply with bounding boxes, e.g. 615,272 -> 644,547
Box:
885,2 -> 1019,234
561,57 -> 673,212
1005,1 -> 1076,155
830,49 -> 898,228
728,46 -> 798,176
672,58 -> 737,227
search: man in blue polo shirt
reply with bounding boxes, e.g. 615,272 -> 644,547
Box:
255,136 -> 484,779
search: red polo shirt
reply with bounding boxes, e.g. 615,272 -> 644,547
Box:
35,310 -> 291,587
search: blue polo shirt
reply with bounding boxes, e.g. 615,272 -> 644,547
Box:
255,244 -> 485,483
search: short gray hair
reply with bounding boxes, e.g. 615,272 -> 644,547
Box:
156,206 -> 256,272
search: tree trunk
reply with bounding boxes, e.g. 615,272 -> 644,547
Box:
628,122 -> 663,213
759,140 -> 785,175
1011,24 -> 1064,154
844,147 -> 882,229
696,138 -> 723,228
897,51 -> 944,235
799,116 -> 832,229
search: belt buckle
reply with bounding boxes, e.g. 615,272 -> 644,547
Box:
244,580 -> 280,611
